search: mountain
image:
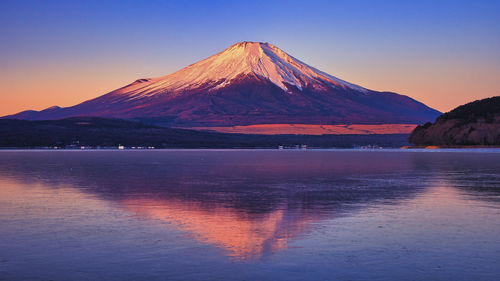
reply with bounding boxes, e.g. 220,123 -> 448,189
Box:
3,42 -> 440,127
409,96 -> 500,146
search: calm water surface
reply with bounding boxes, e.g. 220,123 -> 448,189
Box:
0,150 -> 499,280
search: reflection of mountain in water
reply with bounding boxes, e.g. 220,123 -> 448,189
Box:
123,198 -> 311,260
3,150 -> 497,260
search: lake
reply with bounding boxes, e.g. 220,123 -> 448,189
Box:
0,150 -> 499,280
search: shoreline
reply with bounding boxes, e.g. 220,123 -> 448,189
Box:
403,145 -> 500,149
1,147 -> 500,152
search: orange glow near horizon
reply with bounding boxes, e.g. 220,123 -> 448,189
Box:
2,58 -> 498,117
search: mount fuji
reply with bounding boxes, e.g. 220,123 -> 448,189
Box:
4,42 -> 440,131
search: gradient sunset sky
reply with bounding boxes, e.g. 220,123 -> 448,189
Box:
2,0 -> 499,116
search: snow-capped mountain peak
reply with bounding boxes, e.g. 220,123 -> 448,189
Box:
113,41 -> 366,99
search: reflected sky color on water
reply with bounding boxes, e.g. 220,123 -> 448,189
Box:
0,150 -> 499,280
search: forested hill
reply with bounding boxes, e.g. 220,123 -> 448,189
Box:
410,96 -> 500,146
0,117 -> 409,148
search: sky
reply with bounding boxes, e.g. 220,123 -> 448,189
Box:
1,0 -> 499,116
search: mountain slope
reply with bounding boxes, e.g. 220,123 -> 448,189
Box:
3,42 -> 440,126
410,96 -> 500,146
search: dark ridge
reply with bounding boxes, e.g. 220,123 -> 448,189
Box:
0,117 -> 410,148
134,78 -> 151,83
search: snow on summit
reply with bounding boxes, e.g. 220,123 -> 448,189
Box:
113,41 -> 366,99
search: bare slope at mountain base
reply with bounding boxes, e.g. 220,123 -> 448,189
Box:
188,124 -> 417,135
